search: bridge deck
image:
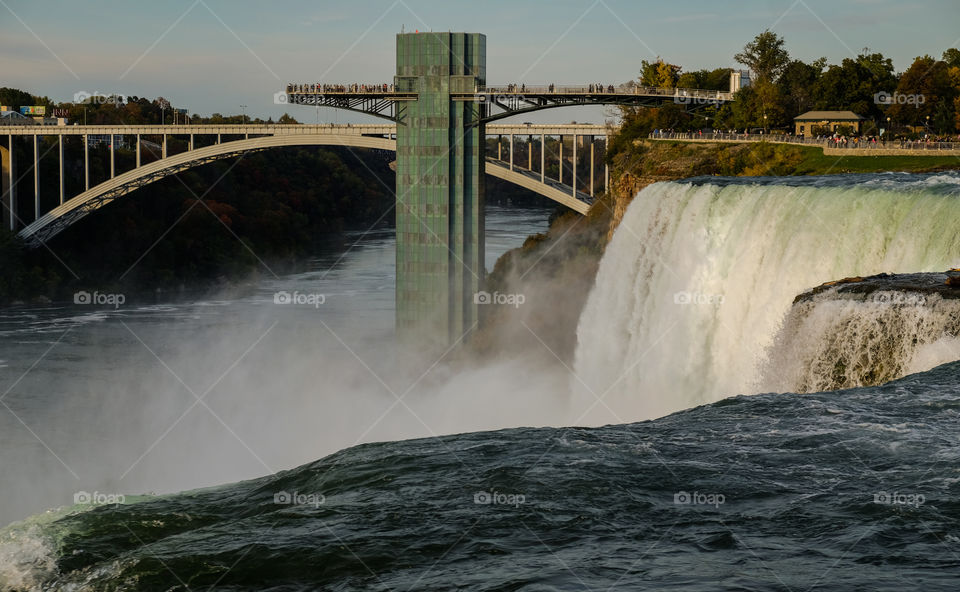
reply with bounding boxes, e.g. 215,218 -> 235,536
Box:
0,123 -> 609,137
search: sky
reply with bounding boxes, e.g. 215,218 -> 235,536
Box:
1,0 -> 958,124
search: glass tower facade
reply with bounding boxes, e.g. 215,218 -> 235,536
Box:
395,32 -> 486,345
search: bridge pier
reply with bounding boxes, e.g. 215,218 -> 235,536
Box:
588,136 -> 595,197
83,134 -> 89,191
1,136 -> 14,231
395,32 -> 486,346
572,135 -> 577,197
32,135 -> 39,221
58,135 -> 64,205
540,134 -> 545,183
558,136 -> 563,184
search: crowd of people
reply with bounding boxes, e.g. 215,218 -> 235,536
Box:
286,83 -> 394,93
650,128 -> 960,149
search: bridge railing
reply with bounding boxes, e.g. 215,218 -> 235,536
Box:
649,131 -> 960,152
483,85 -> 733,101
284,83 -> 733,101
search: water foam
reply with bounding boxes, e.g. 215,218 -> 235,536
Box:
763,291 -> 960,392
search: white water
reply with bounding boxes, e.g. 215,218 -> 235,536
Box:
763,291 -> 960,393
573,178 -> 960,423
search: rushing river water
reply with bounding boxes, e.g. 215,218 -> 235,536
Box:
3,174 -> 960,590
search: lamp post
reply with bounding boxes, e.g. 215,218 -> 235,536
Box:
240,104 -> 247,125
763,114 -> 768,135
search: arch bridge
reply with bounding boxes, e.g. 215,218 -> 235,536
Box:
0,123 -> 608,246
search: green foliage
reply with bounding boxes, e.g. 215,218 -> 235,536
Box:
640,59 -> 681,88
735,30 -> 790,83
888,55 -> 957,129
813,52 -> 897,120
777,59 -> 824,120
943,48 -> 960,68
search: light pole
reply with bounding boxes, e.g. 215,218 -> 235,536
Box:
763,114 -> 768,135
240,104 -> 247,125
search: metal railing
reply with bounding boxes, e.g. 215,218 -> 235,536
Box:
284,83 -> 733,101
649,131 -> 960,151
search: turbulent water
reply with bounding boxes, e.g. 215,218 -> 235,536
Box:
764,288 -> 960,393
4,363 -> 960,590
3,174 -> 960,590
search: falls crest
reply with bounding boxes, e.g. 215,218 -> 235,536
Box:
572,176 -> 960,423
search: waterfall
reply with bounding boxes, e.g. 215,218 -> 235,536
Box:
572,175 -> 960,423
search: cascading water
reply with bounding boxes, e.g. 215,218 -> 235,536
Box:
762,286 -> 960,393
573,173 -> 960,423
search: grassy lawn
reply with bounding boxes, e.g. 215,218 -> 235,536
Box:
794,147 -> 960,174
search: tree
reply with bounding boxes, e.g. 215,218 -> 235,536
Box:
777,59 -> 824,119
943,48 -> 960,68
640,59 -> 681,88
813,52 -> 896,120
888,55 -> 955,128
735,30 -> 789,83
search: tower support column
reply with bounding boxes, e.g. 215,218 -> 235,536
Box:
395,32 -> 486,346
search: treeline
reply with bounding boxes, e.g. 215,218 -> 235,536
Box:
610,32 -> 960,160
0,87 -> 298,126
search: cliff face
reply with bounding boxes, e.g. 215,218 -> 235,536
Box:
471,174 -> 646,363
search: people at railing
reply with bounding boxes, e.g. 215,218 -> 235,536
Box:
285,82 -> 735,101
647,130 -> 956,151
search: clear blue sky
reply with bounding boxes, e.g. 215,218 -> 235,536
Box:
1,0 -> 957,123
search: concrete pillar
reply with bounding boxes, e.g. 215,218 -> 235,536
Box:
590,137 -> 594,197
136,134 -> 141,167
33,135 -> 39,221
217,134 -> 221,144
394,31 -> 485,346
497,135 -> 501,160
604,136 -> 609,192
1,136 -> 14,231
528,137 -> 532,170
540,133 -> 545,183
558,136 -> 563,184
162,135 -> 167,159
58,135 -> 64,205
572,134 -> 577,197
83,134 -> 89,191
110,135 -> 115,179
509,134 -> 513,171
189,134 -> 194,151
